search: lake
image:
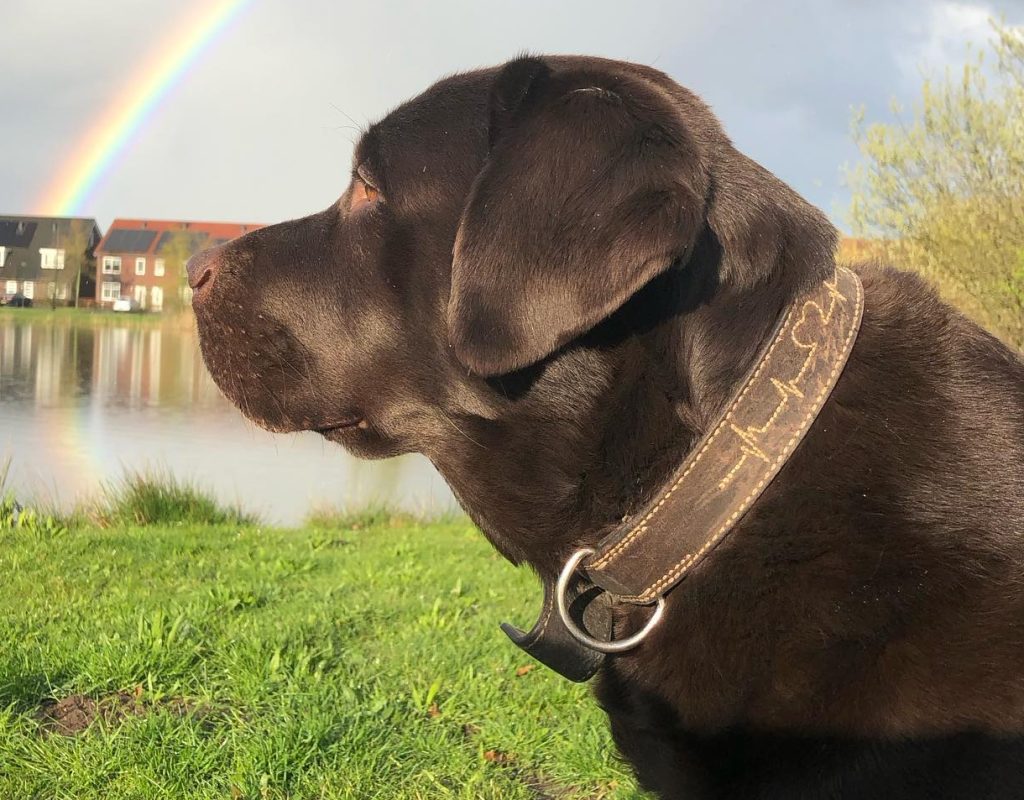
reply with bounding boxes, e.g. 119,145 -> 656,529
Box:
0,313 -> 455,524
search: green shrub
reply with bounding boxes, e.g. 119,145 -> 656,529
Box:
305,503 -> 463,531
95,470 -> 257,527
0,495 -> 69,537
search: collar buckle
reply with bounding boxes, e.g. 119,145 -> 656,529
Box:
556,548 -> 666,653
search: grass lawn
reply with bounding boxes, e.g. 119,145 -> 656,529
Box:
0,511 -> 647,799
0,306 -> 190,328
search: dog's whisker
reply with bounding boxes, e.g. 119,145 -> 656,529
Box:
438,408 -> 485,449
329,103 -> 366,134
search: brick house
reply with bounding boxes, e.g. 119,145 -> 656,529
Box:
0,215 -> 102,305
94,219 -> 261,311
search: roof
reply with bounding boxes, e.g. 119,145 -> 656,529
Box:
95,219 -> 263,256
0,215 -> 101,250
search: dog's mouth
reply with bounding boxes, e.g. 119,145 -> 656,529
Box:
231,408 -> 368,440
312,416 -> 367,436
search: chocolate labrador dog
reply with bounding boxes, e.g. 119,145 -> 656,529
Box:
189,56 -> 1024,798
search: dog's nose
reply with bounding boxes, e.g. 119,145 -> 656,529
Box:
186,246 -> 223,295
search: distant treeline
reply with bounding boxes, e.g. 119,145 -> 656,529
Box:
845,18 -> 1024,351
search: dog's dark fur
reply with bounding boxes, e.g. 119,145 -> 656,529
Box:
191,56 -> 1024,798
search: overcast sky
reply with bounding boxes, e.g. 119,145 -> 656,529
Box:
3,0 -> 1022,232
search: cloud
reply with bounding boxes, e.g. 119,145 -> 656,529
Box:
898,1 -> 997,80
1,0 -> 1019,231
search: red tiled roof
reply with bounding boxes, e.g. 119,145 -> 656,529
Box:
95,218 -> 263,256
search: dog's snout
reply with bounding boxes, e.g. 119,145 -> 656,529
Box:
186,246 -> 223,295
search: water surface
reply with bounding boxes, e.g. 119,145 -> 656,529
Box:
0,315 -> 454,524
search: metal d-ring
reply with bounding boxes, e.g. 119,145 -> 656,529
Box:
555,547 -> 666,654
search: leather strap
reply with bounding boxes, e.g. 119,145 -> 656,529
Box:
500,567 -> 612,683
502,267 -> 864,681
587,266 -> 864,602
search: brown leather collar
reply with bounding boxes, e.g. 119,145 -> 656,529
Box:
503,267 -> 865,681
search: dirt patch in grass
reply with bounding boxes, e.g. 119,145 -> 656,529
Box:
34,690 -> 209,737
460,721 -> 570,800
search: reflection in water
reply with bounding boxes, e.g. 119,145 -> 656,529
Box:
0,318 -> 454,524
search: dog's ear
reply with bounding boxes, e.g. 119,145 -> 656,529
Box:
448,57 -> 709,377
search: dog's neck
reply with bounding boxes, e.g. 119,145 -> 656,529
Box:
433,142 -> 841,575
436,238 -> 807,579
581,254 -> 799,534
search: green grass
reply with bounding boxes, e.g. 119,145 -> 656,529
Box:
0,306 -> 191,328
304,504 -> 463,532
0,506 -> 647,798
94,470 -> 258,528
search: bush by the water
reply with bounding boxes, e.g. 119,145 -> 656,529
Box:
846,18 -> 1024,350
305,502 -> 463,531
93,470 -> 256,527
0,494 -> 68,537
0,463 -> 68,536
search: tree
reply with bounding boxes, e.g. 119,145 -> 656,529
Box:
57,219 -> 95,309
156,230 -> 203,313
846,19 -> 1024,350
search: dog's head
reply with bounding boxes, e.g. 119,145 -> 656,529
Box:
192,55 -> 836,562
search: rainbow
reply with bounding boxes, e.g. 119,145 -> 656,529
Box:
38,0 -> 254,217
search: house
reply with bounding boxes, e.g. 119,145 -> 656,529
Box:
0,215 -> 102,306
93,219 -> 262,311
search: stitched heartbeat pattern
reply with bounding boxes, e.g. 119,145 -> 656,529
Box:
716,275 -> 850,493
585,267 -> 864,604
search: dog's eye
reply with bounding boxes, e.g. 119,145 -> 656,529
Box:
348,166 -> 382,212
349,179 -> 379,212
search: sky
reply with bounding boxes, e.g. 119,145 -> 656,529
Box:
2,0 -> 1022,233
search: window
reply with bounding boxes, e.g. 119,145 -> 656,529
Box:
135,257 -> 146,276
154,258 -> 165,277
102,256 -> 121,274
151,286 -> 164,311
55,284 -> 68,300
5,280 -> 16,295
0,246 -> 6,267
101,282 -> 121,302
22,281 -> 34,299
134,285 -> 148,308
40,248 -> 65,270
